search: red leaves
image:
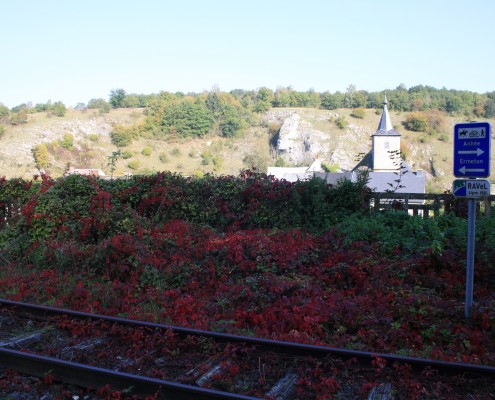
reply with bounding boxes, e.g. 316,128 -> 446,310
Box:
371,355 -> 387,370
2,173 -> 495,372
42,372 -> 55,385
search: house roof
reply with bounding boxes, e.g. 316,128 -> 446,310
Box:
314,172 -> 355,185
316,169 -> 425,194
373,96 -> 400,136
267,167 -> 312,182
367,170 -> 425,194
66,167 -> 105,177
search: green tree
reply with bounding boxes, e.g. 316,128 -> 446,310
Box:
351,90 -> 368,108
34,101 -> 51,112
344,84 -> 356,108
389,90 -> 410,111
10,109 -> 28,125
107,150 -> 121,178
162,99 -> 214,138
219,104 -> 244,137
11,103 -> 30,113
205,91 -> 222,117
273,87 -> 297,107
321,91 -> 344,109
445,95 -> 462,114
122,94 -> 140,108
254,87 -> 273,113
51,101 -> 67,117
484,99 -> 495,118
0,103 -> 9,121
88,98 -> 110,113
109,89 -> 127,108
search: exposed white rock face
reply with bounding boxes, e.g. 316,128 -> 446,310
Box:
276,114 -> 305,163
271,113 -> 333,165
329,148 -> 356,171
265,110 -> 372,170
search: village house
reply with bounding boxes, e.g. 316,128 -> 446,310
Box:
65,167 -> 106,177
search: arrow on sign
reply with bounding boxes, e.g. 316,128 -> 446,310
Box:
458,166 -> 486,175
458,148 -> 485,156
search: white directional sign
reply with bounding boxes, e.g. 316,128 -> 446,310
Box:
452,179 -> 490,198
453,122 -> 491,178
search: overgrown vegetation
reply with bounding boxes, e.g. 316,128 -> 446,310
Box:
0,173 -> 494,389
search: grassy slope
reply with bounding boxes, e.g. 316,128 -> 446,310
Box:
1,107 -> 494,192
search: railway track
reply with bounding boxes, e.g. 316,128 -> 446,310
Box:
0,298 -> 493,399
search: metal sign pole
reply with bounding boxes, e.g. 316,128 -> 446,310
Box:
465,198 -> 476,320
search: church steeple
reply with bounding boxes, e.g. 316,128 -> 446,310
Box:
377,96 -> 395,133
371,96 -> 401,171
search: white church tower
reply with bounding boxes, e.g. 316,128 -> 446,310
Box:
372,97 -> 401,171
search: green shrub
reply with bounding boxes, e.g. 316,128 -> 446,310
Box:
243,153 -> 268,171
111,124 -> 138,147
60,133 -> 74,150
336,211 -> 443,256
322,161 -> 339,172
10,110 -> 28,125
201,151 -> 211,165
0,125 -> 5,138
159,153 -> 169,163
275,157 -> 287,167
141,147 -> 152,156
351,108 -> 365,119
31,144 -> 50,169
128,160 -> 140,170
404,112 -> 428,132
212,155 -> 223,169
88,134 -> 99,142
121,150 -> 133,159
170,147 -> 181,157
336,115 -> 348,129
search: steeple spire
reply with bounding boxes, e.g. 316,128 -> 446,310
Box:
377,95 -> 394,133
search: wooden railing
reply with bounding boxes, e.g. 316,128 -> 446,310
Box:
371,192 -> 495,218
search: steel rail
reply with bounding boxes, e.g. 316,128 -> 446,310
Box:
2,298 -> 495,378
0,347 -> 261,400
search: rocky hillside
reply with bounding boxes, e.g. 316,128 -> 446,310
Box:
1,107 -> 493,193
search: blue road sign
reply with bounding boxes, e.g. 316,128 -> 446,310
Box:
453,122 -> 491,178
452,179 -> 490,198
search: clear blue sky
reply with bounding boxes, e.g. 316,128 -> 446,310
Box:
1,0 -> 494,108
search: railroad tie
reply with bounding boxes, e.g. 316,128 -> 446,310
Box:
265,369 -> 298,400
60,337 -> 106,359
0,328 -> 52,349
367,383 -> 394,400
